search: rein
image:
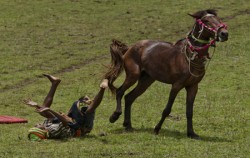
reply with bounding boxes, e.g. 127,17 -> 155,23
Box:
183,42 -> 216,77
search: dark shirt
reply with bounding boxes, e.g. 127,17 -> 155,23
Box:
67,101 -> 95,131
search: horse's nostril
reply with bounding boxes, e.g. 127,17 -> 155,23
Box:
220,32 -> 228,37
218,31 -> 228,42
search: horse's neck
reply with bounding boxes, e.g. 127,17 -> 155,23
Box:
187,28 -> 211,56
183,38 -> 209,67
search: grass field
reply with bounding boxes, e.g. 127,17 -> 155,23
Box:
0,0 -> 249,157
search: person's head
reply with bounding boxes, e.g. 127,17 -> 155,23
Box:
28,127 -> 48,141
78,96 -> 92,105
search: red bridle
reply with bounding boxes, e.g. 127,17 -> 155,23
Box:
196,18 -> 228,34
186,14 -> 228,57
187,38 -> 215,51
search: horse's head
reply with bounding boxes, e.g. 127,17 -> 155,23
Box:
188,9 -> 228,42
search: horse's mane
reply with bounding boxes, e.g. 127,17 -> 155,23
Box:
189,9 -> 217,19
174,38 -> 186,46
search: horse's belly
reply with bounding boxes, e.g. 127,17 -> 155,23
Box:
142,53 -> 184,84
145,69 -> 179,84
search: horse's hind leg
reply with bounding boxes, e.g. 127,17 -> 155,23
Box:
109,64 -> 140,123
123,72 -> 155,130
154,84 -> 183,134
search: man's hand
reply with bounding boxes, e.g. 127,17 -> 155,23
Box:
35,107 -> 50,113
23,99 -> 38,107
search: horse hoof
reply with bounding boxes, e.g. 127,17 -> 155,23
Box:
187,133 -> 201,140
123,122 -> 129,127
154,127 -> 160,135
109,112 -> 122,123
125,126 -> 134,132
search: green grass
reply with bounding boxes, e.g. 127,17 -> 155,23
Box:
0,0 -> 249,157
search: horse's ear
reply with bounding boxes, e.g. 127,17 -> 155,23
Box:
187,13 -> 198,18
206,9 -> 217,16
188,9 -> 217,19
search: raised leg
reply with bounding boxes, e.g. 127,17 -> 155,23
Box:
154,84 -> 183,134
185,84 -> 200,139
42,74 -> 61,107
23,74 -> 61,119
109,64 -> 140,123
123,72 -> 155,130
38,74 -> 61,118
109,75 -> 139,123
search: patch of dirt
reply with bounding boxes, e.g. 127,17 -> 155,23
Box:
222,9 -> 250,20
0,54 -> 109,94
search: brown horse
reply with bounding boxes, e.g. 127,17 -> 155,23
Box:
103,9 -> 228,139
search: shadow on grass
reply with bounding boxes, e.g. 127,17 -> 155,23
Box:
110,127 -> 232,143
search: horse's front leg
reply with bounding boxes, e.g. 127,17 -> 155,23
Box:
185,84 -> 200,139
154,84 -> 183,134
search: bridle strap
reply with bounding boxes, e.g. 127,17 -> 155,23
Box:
186,14 -> 227,57
183,13 -> 227,77
196,17 -> 228,33
186,37 -> 215,52
191,34 -> 210,44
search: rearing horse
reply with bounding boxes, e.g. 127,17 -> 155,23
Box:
103,9 -> 228,139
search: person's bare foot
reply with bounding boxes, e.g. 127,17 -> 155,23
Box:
43,74 -> 61,84
23,99 -> 39,107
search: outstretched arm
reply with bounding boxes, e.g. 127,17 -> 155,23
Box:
38,107 -> 72,126
85,79 -> 108,113
23,99 -> 56,118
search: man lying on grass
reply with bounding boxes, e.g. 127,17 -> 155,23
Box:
23,74 -> 108,141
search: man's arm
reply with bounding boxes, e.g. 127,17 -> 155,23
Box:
85,79 -> 108,113
38,107 -> 72,126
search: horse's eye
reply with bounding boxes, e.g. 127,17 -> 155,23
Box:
202,19 -> 209,23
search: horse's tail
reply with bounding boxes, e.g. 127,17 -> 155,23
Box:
104,39 -> 129,94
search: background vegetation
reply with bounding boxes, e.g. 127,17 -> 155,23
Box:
0,0 -> 249,157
